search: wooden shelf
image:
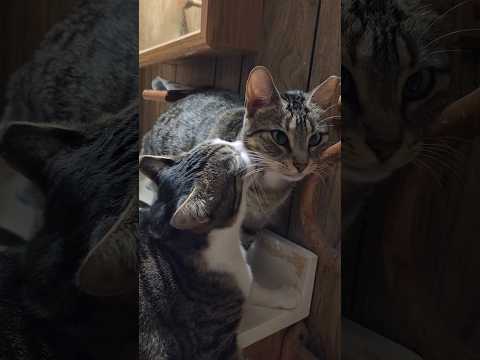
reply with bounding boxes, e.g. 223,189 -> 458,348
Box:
139,0 -> 263,67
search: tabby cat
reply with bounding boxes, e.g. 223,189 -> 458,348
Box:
341,0 -> 455,228
0,103 -> 138,360
342,0 -> 453,181
0,0 -> 138,241
142,67 -> 340,238
139,140 -> 252,360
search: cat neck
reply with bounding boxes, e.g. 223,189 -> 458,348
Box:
204,189 -> 252,297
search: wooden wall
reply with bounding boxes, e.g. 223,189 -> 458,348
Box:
342,1 -> 480,359
140,0 -> 341,358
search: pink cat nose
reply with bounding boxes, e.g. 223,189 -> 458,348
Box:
293,161 -> 308,173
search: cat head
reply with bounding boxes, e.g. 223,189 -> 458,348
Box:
140,140 -> 251,233
0,103 -> 138,297
342,0 -> 455,182
242,66 -> 340,182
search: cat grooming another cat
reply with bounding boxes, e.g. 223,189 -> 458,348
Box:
139,140 -> 252,360
142,66 -> 340,242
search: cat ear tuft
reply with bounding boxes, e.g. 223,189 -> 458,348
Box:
0,122 -> 85,186
139,155 -> 176,182
170,187 -> 211,231
245,66 -> 281,116
308,75 -> 341,111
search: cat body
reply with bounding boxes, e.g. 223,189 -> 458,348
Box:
0,103 -> 138,360
0,0 -> 138,241
139,140 -> 252,360
142,68 -> 339,234
1,0 -> 138,131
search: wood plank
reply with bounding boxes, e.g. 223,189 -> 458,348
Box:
342,319 -> 423,360
309,0 -> 341,86
285,0 -> 341,359
255,0 -> 320,91
243,329 -> 287,360
214,55 -> 243,92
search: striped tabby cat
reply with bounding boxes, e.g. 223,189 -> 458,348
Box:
142,67 -> 340,239
139,140 -> 252,360
0,103 -> 138,360
341,0 -> 456,229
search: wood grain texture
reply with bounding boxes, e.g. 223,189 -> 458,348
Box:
214,55 -> 243,92
344,1 -> 480,359
255,0 -> 320,92
139,0 -> 262,66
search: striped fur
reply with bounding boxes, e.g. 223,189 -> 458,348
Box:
142,78 -> 337,234
342,0 -> 452,183
139,141 -> 251,360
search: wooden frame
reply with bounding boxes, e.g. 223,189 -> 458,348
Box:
139,0 -> 263,67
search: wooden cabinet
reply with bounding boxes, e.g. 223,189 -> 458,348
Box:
139,0 -> 263,67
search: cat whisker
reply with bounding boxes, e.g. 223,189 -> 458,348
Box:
421,143 -> 466,162
418,151 -> 464,185
421,0 -> 476,38
425,28 -> 480,49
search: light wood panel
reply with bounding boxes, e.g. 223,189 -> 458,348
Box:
139,0 -> 262,66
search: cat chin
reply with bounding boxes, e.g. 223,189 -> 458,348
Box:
277,173 -> 306,182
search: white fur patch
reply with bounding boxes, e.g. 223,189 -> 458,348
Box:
211,138 -> 251,167
203,188 -> 253,297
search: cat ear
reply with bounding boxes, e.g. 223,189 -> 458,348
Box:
308,75 -> 341,111
245,66 -> 281,116
139,155 -> 177,182
77,197 -> 137,297
170,187 -> 211,230
0,122 -> 85,185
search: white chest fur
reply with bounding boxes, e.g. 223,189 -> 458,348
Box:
202,187 -> 253,297
205,227 -> 253,297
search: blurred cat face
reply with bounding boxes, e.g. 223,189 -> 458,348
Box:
242,67 -> 340,182
342,0 -> 452,182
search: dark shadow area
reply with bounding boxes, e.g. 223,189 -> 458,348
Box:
0,1 -> 139,359
342,1 -> 480,359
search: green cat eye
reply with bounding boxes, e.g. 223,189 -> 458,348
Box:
309,132 -> 323,147
271,130 -> 289,146
404,68 -> 435,101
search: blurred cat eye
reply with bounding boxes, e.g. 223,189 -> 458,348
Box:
309,132 -> 323,147
403,68 -> 435,102
271,130 -> 289,146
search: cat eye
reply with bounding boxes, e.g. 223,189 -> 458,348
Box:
309,132 -> 323,147
403,68 -> 435,102
271,130 -> 289,146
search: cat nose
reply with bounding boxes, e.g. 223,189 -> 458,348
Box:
293,161 -> 308,173
366,138 -> 400,162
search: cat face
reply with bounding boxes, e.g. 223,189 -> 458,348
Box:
342,0 -> 452,182
242,67 -> 340,182
140,140 -> 251,232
